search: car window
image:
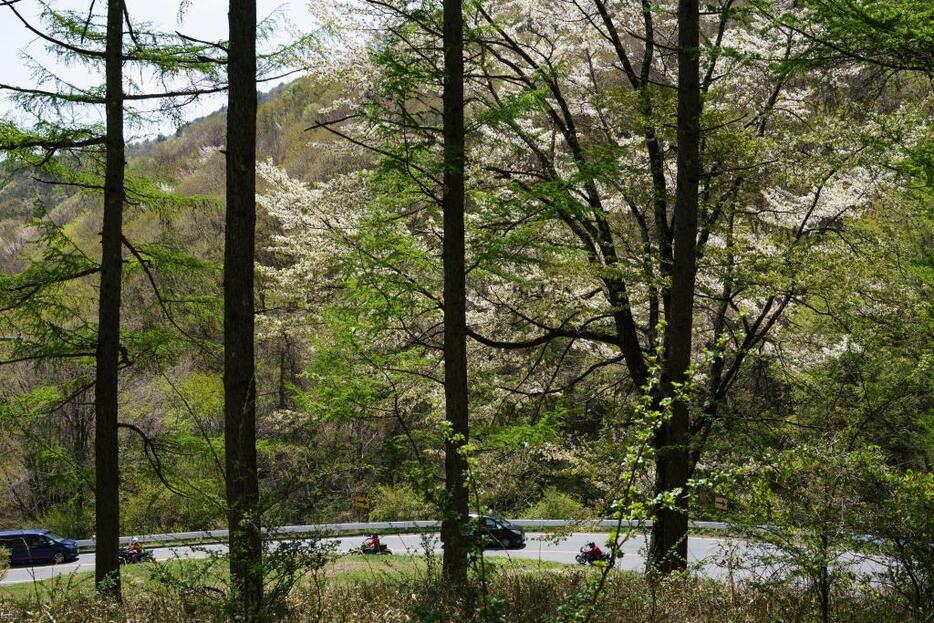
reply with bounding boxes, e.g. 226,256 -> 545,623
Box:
0,537 -> 20,550
23,534 -> 49,547
482,518 -> 497,528
46,532 -> 66,543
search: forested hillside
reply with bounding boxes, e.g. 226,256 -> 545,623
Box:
2,63 -> 928,539
0,75 -> 379,533
0,0 -> 931,621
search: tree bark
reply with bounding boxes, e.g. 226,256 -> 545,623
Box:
648,0 -> 700,574
94,0 -> 125,598
225,0 -> 262,617
440,0 -> 470,588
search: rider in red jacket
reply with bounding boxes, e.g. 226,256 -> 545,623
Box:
582,541 -> 602,561
364,533 -> 381,552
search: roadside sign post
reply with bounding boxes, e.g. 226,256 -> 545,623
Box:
353,495 -> 369,521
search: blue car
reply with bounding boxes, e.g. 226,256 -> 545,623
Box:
0,529 -> 79,565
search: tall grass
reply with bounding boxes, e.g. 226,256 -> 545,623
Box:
0,565 -> 913,622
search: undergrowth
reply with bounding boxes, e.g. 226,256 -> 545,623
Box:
0,562 -> 918,622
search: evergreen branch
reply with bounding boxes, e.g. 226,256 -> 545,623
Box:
2,2 -> 229,67
1,1 -> 104,59
0,350 -> 96,365
0,266 -> 101,313
0,135 -> 104,151
174,31 -> 228,53
0,83 -> 103,104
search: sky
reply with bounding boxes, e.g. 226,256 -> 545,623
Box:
1,0 -> 317,138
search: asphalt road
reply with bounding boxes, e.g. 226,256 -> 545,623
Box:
0,531 -> 880,586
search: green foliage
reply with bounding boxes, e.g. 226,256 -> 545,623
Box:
478,407 -> 566,450
727,443 -> 887,620
796,0 -> 934,71
0,546 -> 8,579
369,484 -> 432,521
1,8 -> 931,615
858,466 -> 934,616
121,477 -> 224,535
521,488 -> 591,520
40,500 -> 94,540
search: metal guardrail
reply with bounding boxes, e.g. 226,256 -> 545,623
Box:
73,518 -> 730,550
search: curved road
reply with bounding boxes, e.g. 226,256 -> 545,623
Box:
0,532 -> 751,586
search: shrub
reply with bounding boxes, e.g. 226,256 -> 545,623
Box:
858,465 -> 934,618
120,478 -> 224,534
0,546 -> 9,580
522,487 -> 591,520
368,484 -> 432,522
40,502 -> 93,540
726,444 -> 873,623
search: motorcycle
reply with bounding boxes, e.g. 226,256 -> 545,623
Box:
349,540 -> 392,555
118,548 -> 154,564
575,548 -> 610,565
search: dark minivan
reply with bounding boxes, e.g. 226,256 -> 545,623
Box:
0,530 -> 79,565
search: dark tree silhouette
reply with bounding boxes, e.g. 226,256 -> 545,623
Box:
224,0 -> 263,617
648,0 -> 700,573
439,0 -> 470,588
94,0 -> 126,597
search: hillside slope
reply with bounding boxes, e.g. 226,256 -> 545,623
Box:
0,75 -> 360,267
0,75 -> 375,533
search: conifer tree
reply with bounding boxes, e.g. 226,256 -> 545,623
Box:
224,0 -> 263,617
93,0 -> 127,594
0,0 -> 229,596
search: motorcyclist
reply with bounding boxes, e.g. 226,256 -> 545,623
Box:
581,541 -> 602,562
126,539 -> 143,556
363,533 -> 382,553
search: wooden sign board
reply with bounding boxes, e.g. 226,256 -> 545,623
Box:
714,496 -> 728,511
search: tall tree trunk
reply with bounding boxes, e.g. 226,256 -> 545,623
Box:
225,0 -> 262,617
94,0 -> 125,597
440,0 -> 470,588
648,0 -> 700,574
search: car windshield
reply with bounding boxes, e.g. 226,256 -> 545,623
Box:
45,532 -> 67,543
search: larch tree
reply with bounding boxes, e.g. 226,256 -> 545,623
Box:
224,0 -> 263,617
2,0 -> 315,604
0,0 -> 233,597
94,0 -> 127,594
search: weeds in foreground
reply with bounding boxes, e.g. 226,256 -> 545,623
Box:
0,562 -> 919,623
